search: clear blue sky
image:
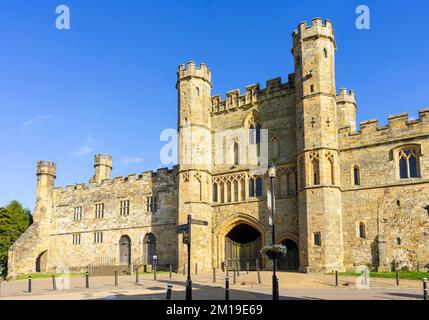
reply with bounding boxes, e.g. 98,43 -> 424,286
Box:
1,0 -> 429,211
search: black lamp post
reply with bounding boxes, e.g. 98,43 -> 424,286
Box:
268,163 -> 279,300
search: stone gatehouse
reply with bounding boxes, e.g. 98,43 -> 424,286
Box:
8,18 -> 429,277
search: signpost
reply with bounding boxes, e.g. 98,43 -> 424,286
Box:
176,214 -> 208,301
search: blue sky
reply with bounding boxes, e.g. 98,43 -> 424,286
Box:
1,0 -> 429,210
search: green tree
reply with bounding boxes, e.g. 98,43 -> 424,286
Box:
0,201 -> 32,277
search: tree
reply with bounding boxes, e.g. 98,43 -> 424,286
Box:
0,201 -> 32,277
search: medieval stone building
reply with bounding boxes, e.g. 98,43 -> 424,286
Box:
8,18 -> 429,277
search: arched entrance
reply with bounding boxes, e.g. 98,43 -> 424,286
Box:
143,233 -> 156,265
278,239 -> 299,270
119,235 -> 131,265
35,251 -> 48,273
225,224 -> 262,270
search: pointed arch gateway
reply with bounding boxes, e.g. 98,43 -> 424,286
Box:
276,232 -> 300,271
213,213 -> 267,271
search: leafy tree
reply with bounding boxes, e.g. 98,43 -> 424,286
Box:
0,201 -> 32,277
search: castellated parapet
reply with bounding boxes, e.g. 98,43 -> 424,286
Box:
37,161 -> 57,178
177,61 -> 212,86
211,74 -> 295,114
292,18 -> 335,47
339,108 -> 429,150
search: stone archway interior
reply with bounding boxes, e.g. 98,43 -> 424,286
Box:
225,224 -> 261,270
36,251 -> 48,273
278,239 -> 299,270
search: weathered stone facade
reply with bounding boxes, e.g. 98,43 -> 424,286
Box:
8,18 -> 429,277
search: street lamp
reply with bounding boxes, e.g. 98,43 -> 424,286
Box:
268,162 -> 279,300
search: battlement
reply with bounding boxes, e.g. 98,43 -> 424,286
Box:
94,154 -> 112,168
177,61 -> 212,84
37,161 -> 57,177
211,74 -> 294,114
54,167 -> 178,194
292,18 -> 335,46
336,88 -> 357,106
339,108 -> 429,149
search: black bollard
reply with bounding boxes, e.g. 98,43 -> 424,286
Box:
153,266 -> 157,281
169,265 -> 172,279
247,262 -> 250,275
213,268 -> 216,283
136,267 -> 140,284
423,278 -> 428,301
52,275 -> 57,291
225,275 -> 230,300
396,270 -> 400,287
233,269 -> 236,285
28,276 -> 32,293
85,271 -> 89,289
166,284 -> 173,300
195,263 -> 198,275
237,266 -> 240,277
115,270 -> 118,286
335,271 -> 339,287
256,260 -> 261,285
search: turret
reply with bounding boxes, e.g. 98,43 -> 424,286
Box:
176,61 -> 213,272
292,18 -> 345,273
337,88 -> 357,131
91,154 -> 112,184
33,161 -> 56,223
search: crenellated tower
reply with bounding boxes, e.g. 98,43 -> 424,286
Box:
33,161 -> 57,223
176,62 -> 213,272
336,88 -> 357,131
91,154 -> 113,184
293,18 -> 345,272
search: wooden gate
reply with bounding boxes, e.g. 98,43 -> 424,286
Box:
225,237 -> 261,270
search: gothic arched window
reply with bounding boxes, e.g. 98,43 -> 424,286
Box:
249,178 -> 255,197
255,177 -> 263,197
233,142 -> 240,165
212,183 -> 218,203
398,148 -> 419,179
312,158 -> 320,185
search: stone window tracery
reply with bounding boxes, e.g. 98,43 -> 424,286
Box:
398,149 -> 419,179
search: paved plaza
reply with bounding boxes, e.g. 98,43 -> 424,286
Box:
0,271 -> 425,300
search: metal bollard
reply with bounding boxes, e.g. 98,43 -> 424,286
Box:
153,267 -> 157,281
52,275 -> 57,291
115,270 -> 118,286
256,260 -> 261,285
233,269 -> 236,285
247,262 -> 250,275
213,268 -> 216,283
195,263 -> 198,275
225,275 -> 230,300
237,266 -> 240,277
396,270 -> 400,286
335,271 -> 339,287
28,276 -> 32,293
423,278 -> 428,300
136,267 -> 140,284
85,271 -> 89,289
169,265 -> 172,279
166,284 -> 173,300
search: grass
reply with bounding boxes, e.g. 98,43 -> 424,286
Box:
334,271 -> 429,281
15,273 -> 85,281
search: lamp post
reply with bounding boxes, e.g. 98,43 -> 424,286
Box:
268,163 -> 279,300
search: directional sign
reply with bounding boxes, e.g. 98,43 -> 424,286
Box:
176,224 -> 189,234
191,219 -> 208,226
